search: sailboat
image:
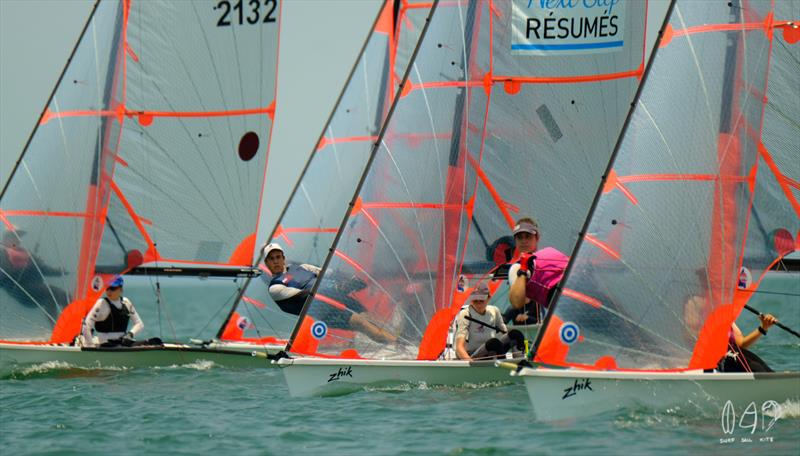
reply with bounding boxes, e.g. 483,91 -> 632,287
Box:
270,0 -> 652,396
513,0 -> 800,420
0,0 -> 286,372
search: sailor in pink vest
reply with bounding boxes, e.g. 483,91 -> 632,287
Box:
508,218 -> 569,320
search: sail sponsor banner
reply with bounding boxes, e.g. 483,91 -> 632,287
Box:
511,0 -> 626,55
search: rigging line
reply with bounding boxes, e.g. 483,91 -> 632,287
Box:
635,103 -> 710,295
447,0 -> 479,304
469,216 -> 490,250
585,337 -> 690,362
741,289 -> 800,299
104,216 -> 128,259
0,0 -> 101,199
3,231 -> 68,320
381,141 -> 433,316
327,125 -> 347,184
299,184 -> 322,224
193,282 -> 241,339
332,245 -> 425,338
675,6 -> 716,144
0,269 -> 57,325
531,0 -> 679,360
0,308 -> 52,335
412,63 -> 447,210
243,301 -> 285,346
147,250 -> 163,339
354,210 -> 427,338
412,62 -> 449,304
285,1 -> 442,350
239,298 -> 275,355
217,0 -> 401,341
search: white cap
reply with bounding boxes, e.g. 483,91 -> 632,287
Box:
513,220 -> 539,236
263,242 -> 284,257
469,282 -> 490,302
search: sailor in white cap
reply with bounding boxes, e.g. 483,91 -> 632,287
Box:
454,282 -> 524,361
262,243 -> 397,344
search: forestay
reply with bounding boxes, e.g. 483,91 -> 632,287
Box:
0,0 -> 281,343
534,0 -> 798,371
282,0 -> 647,360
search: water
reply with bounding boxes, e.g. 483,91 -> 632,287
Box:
2,273 -> 799,455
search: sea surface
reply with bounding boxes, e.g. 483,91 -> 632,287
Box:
1,272 -> 798,455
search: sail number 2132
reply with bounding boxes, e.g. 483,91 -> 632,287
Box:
215,0 -> 277,27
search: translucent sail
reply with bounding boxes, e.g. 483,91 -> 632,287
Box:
288,0 -> 646,359
219,1 -> 430,344
0,0 -> 280,343
535,0 -> 793,371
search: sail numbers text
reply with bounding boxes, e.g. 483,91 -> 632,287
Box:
215,0 -> 277,27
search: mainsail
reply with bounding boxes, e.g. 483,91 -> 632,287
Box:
533,0 -> 798,371
0,0 -> 281,343
274,0 -> 647,360
217,1 -> 433,345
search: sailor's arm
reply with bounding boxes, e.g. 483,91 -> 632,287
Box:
81,300 -> 109,347
496,310 -> 508,334
509,275 -> 528,310
124,299 -> 144,337
455,336 -> 471,361
454,312 -> 471,360
268,282 -> 304,302
735,315 -> 777,349
300,263 -> 321,275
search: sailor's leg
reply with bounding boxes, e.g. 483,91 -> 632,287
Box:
740,348 -> 773,372
470,338 -> 505,359
350,313 -> 397,343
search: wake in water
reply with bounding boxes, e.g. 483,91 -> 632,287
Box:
363,380 -> 513,394
2,358 -> 226,379
3,361 -> 128,380
152,360 -> 218,371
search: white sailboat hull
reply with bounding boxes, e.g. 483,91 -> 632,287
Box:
0,341 -> 284,375
515,367 -> 800,421
278,356 -> 522,397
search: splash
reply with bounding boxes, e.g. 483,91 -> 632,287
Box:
771,400 -> 800,419
153,360 -> 217,371
3,361 -> 127,379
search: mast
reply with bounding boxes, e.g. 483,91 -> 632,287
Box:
435,0 -> 479,313
530,0 -> 679,359
284,1 -> 441,350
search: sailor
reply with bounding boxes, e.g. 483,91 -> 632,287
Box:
262,243 -> 396,343
720,313 -> 778,372
80,276 -> 144,348
455,282 -> 524,361
502,217 -> 540,325
508,217 -> 569,318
